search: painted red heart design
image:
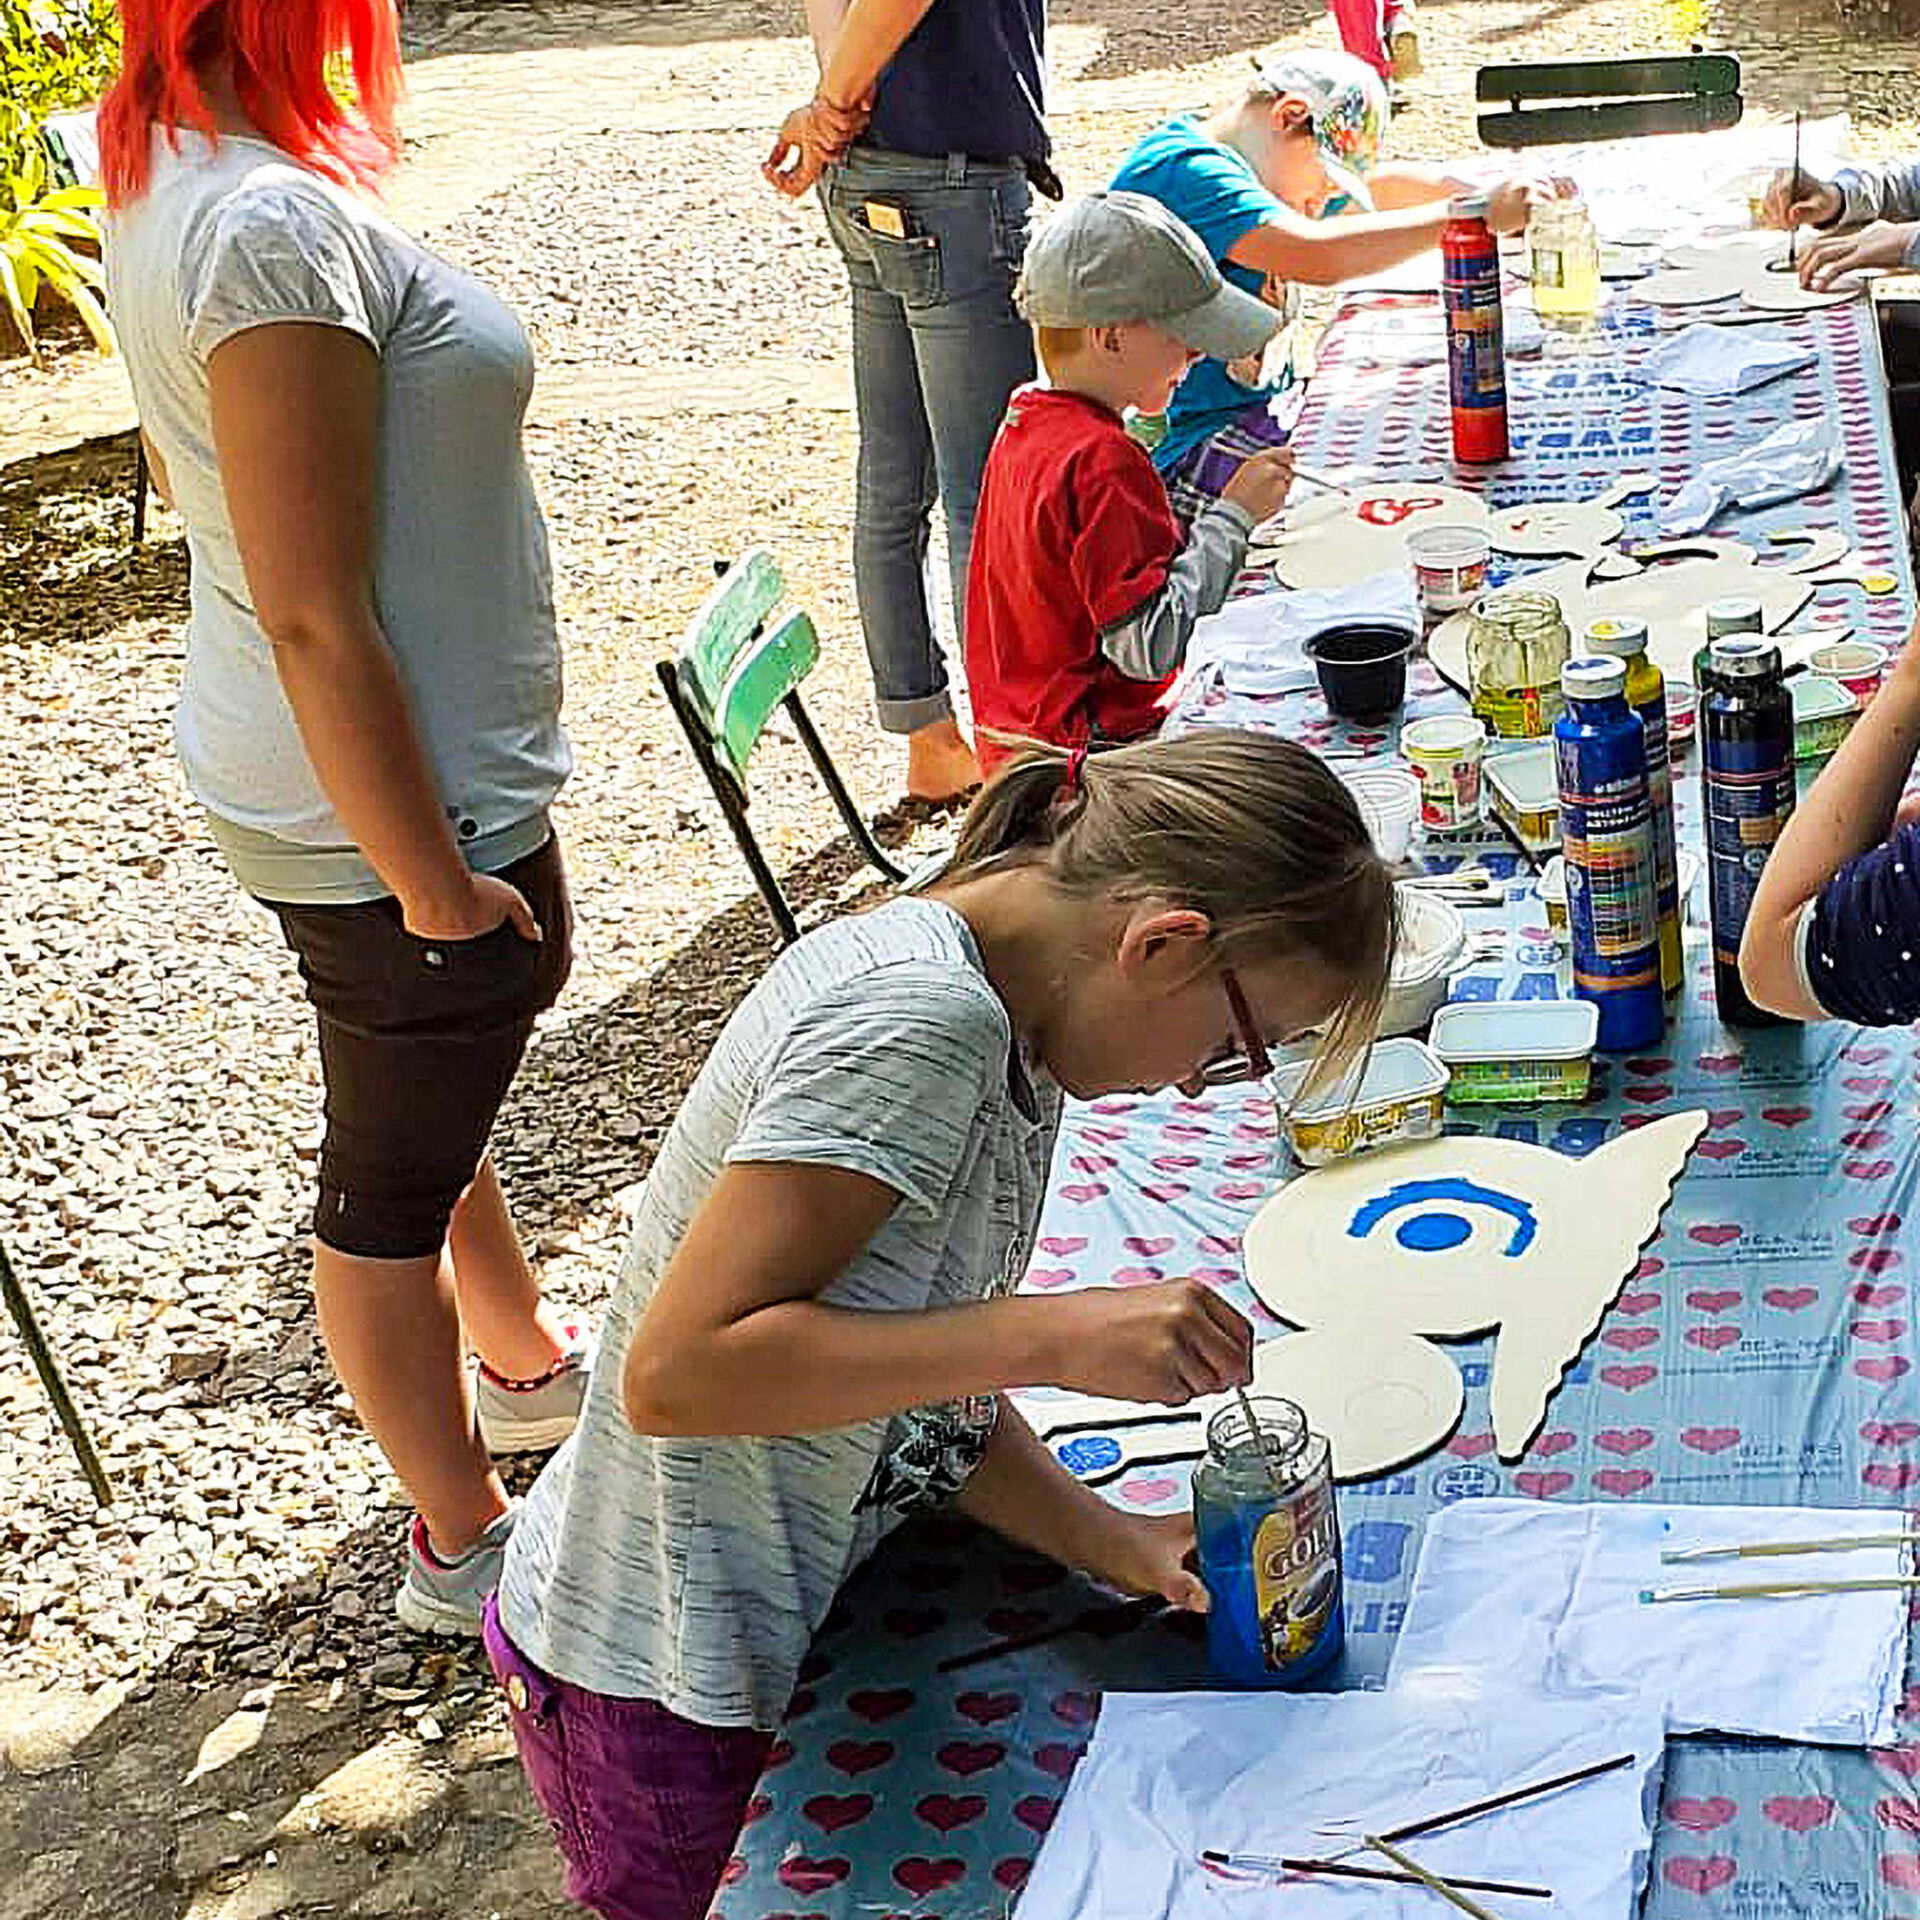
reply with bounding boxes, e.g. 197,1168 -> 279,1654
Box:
780,1857 -> 852,1894
1848,1160 -> 1897,1181
916,1793 -> 987,1834
1864,1421 -> 1920,1448
1763,1794 -> 1834,1833
1121,1473 -> 1181,1506
1532,1431 -> 1577,1457
1601,1364 -> 1659,1391
893,1858 -> 967,1897
1060,1183 -> 1109,1204
1037,1236 -> 1087,1256
1090,1100 -> 1137,1116
1882,1855 -> 1920,1892
1447,1432 -> 1496,1458
1014,1796 -> 1060,1836
1081,1124 -> 1130,1142
803,1794 -> 874,1835
1763,1286 -> 1818,1311
1687,1326 -> 1740,1352
1762,1105 -> 1812,1127
1851,1214 -> 1904,1238
1034,1741 -> 1085,1781
1593,1467 -> 1654,1496
1682,1426 -> 1741,1454
1852,1250 -> 1904,1275
1052,1690 -> 1098,1727
1864,1463 -> 1920,1493
1173,1098 -> 1214,1115
1840,1039 -> 1891,1063
1688,1224 -> 1742,1248
1025,1268 -> 1077,1290
1667,1796 -> 1738,1833
1615,1291 -> 1662,1316
828,1740 -> 894,1776
957,1691 -> 1020,1726
1163,1123 -> 1208,1140
1845,1129 -> 1894,1151
1851,1318 -> 1908,1344
1857,1356 -> 1912,1383
1878,1797 -> 1920,1835
1697,1053 -> 1742,1073
1663,1856 -> 1738,1894
1687,1289 -> 1741,1314
1693,1139 -> 1745,1160
936,1741 -> 1004,1777
1604,1326 -> 1659,1352
1357,492 -> 1446,526
1111,1266 -> 1165,1286
1595,1427 -> 1654,1456
993,1859 -> 1031,1893
1514,1470 -> 1574,1498
1124,1236 -> 1175,1256
848,1689 -> 914,1724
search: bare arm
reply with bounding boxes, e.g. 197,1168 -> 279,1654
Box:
1364,163 -> 1464,211
621,1160 -> 1253,1436
139,430 -> 175,510
765,0 -> 939,194
1740,623 -> 1920,1018
207,324 -> 537,941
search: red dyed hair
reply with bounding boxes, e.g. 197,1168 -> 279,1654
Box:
100,0 -> 402,205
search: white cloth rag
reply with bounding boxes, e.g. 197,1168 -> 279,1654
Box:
1660,416 -> 1841,534
1639,322 -> 1816,394
1389,1499 -> 1909,1745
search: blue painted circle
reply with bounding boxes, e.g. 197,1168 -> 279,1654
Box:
1057,1435 -> 1123,1474
1397,1211 -> 1472,1252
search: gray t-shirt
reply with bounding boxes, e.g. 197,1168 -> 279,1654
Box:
498,898 -> 1062,1725
103,128 -> 570,903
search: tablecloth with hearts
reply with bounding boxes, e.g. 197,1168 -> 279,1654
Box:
716,289 -> 1920,1920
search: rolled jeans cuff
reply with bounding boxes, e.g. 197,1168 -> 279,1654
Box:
875,687 -> 956,735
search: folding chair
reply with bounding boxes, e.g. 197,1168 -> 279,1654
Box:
2,1234 -> 112,1506
1476,54 -> 1742,148
656,551 -> 907,944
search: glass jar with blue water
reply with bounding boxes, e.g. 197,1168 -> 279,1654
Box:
1192,1396 -> 1343,1687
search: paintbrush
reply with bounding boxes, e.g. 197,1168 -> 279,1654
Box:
1363,1836 -> 1503,1920
1789,110 -> 1803,269
1322,1751 -> 1638,1847
1202,1850 -> 1551,1898
1235,1385 -> 1291,1506
1663,1528 -> 1920,1563
937,1592 -> 1169,1673
1643,1575 -> 1920,1604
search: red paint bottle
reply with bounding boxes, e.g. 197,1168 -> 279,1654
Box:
1441,193 -> 1509,465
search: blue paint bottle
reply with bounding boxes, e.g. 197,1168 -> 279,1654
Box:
1554,654 -> 1664,1051
1193,1397 -> 1343,1687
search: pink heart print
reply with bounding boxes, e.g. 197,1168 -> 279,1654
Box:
1688,1224 -> 1742,1248
1762,1794 -> 1834,1833
1595,1428 -> 1655,1456
1514,1471 -> 1574,1498
1762,1286 -> 1818,1312
1663,1856 -> 1738,1894
1601,1364 -> 1659,1391
1593,1467 -> 1655,1496
1686,1326 -> 1741,1352
1857,1356 -> 1912,1383
1681,1427 -> 1741,1454
1686,1289 -> 1741,1314
1124,1236 -> 1175,1256
1615,1291 -> 1662,1316
1666,1796 -> 1737,1833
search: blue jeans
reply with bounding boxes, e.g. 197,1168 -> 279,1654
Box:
822,149 -> 1035,735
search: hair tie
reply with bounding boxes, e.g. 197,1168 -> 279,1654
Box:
1060,740 -> 1090,799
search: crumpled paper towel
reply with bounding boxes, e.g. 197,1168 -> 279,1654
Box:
1659,417 -> 1840,535
1639,322 -> 1816,395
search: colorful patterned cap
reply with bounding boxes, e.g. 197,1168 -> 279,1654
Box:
1250,48 -> 1390,205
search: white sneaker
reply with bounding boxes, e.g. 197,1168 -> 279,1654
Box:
475,1333 -> 592,1455
394,1507 -> 516,1637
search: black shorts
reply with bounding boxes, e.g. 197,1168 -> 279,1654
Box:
268,835 -> 573,1260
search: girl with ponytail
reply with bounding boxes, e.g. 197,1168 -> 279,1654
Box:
491,728 -> 1396,1920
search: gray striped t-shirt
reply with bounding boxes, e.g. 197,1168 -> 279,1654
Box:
497,897 -> 1061,1725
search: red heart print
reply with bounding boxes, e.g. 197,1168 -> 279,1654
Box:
936,1741 -> 1004,1778
1448,1432 -> 1496,1458
1151,1154 -> 1203,1172
1878,1748 -> 1920,1779
779,1857 -> 852,1894
1853,1250 -> 1904,1275
1515,1470 -> 1574,1498
916,1793 -> 987,1834
1124,1236 -> 1175,1256
885,1607 -> 945,1639
1857,1356 -> 1912,1383
1864,1463 -> 1920,1493
1615,1291 -> 1661,1316
1688,1224 -> 1742,1248
1763,1794 -> 1834,1833
1164,1123 -> 1208,1140
993,1860 -> 1031,1893
828,1740 -> 894,1777
1604,1326 -> 1659,1352
1215,1182 -> 1264,1202
1878,1797 -> 1920,1835
1037,1236 -> 1087,1256
1706,1108 -> 1743,1129
1883,1856 -> 1920,1892
1121,1473 -> 1181,1506
743,1793 -> 773,1825
719,1857 -> 747,1888
983,1606 -> 1047,1637
1190,1265 -> 1240,1285
1140,1183 -> 1190,1204
1687,1326 -> 1740,1352
1026,1268 -> 1077,1290
1111,1266 -> 1165,1286
1687,1289 -> 1741,1314
893,1858 -> 967,1897
1852,1318 -> 1908,1344
1015,1796 -> 1060,1836
1034,1741 -> 1085,1781
1845,1075 -> 1894,1094
1070,1153 -> 1117,1173
803,1794 -> 874,1835
1663,1856 -> 1738,1894
1601,1364 -> 1659,1391
1081,1124 -> 1129,1142
957,1691 -> 1020,1726
1532,1431 -> 1577,1457
1845,1129 -> 1894,1151
1634,1256 -> 1667,1280
1052,1690 -> 1098,1727
1060,1183 -> 1109,1203
1865,1421 -> 1920,1447
1761,1105 -> 1812,1127
1852,1214 -> 1904,1238
1624,1085 -> 1672,1104
1763,1286 -> 1818,1311
1090,1099 -> 1137,1116
1848,1160 -> 1897,1181
848,1689 -> 914,1724
1198,1235 -> 1240,1254
1845,1102 -> 1894,1123
1626,1057 -> 1675,1075
1693,1139 -> 1744,1160
1697,1053 -> 1742,1073
1667,1796 -> 1738,1833
1682,1427 -> 1741,1454
1596,1428 -> 1655,1456
1593,1467 -> 1654,1496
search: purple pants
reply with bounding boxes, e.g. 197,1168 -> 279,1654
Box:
483,1597 -> 774,1920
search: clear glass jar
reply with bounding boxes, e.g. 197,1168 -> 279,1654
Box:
1530,194 -> 1602,323
1191,1396 -> 1343,1687
1468,588 -> 1571,738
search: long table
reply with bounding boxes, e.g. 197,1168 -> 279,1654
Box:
717,284 -> 1920,1920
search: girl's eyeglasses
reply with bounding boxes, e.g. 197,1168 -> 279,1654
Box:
1195,968 -> 1275,1088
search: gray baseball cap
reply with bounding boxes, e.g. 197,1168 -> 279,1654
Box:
1015,190 -> 1282,362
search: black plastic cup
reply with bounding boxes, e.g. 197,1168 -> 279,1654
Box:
1304,621 -> 1418,722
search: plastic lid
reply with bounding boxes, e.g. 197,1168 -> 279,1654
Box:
1584,615 -> 1648,657
1704,596 -> 1764,636
1448,192 -> 1491,220
1561,654 -> 1627,700
1709,635 -> 1782,678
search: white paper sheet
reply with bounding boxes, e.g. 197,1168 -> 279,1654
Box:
1389,1499 -> 1909,1745
1016,1685 -> 1666,1920
1184,569 -> 1419,699
1638,321 -> 1816,394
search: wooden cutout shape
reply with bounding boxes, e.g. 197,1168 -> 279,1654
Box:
1488,477 -> 1656,558
1639,235 -> 1862,312
1266,486 -> 1491,591
1242,1113 -> 1707,1460
1249,1326 -> 1465,1480
1741,265 -> 1863,312
1767,527 -> 1853,575
1631,268 -> 1739,307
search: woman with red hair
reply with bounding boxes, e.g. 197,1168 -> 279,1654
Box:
101,0 -> 586,1635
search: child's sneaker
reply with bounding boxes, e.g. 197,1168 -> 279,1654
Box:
475,1332 -> 592,1456
395,1507 -> 516,1637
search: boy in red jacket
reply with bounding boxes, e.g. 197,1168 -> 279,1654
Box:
965,191 -> 1297,773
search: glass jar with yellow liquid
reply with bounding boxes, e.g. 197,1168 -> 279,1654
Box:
1529,194 -> 1601,324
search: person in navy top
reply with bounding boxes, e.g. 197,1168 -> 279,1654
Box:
766,0 -> 1053,807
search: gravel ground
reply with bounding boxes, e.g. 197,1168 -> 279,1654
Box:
7,0 -> 1920,1909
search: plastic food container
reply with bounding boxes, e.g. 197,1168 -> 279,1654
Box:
1666,679 -> 1698,756
1406,523 -> 1492,616
1537,854 -> 1568,938
1429,1000 -> 1600,1104
1794,673 -> 1858,761
1273,1037 -> 1450,1165
1485,741 -> 1559,855
1384,886 -> 1469,1034
1339,765 -> 1421,864
1401,713 -> 1488,832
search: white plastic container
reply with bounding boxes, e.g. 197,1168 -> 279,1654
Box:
1429,999 -> 1599,1104
1339,765 -> 1421,864
1384,886 -> 1468,1035
1485,741 -> 1559,856
1273,1037 -> 1450,1164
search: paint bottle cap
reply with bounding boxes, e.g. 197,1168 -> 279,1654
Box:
1448,192 -> 1491,222
1704,596 -> 1765,639
1708,635 -> 1782,679
1562,654 -> 1627,701
1584,616 -> 1649,658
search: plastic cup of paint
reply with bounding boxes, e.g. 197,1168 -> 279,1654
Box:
1305,621 -> 1418,721
1400,713 -> 1488,832
1406,523 -> 1492,617
1808,639 -> 1889,707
